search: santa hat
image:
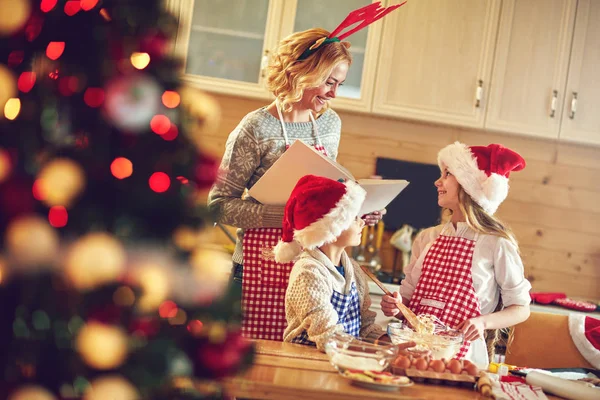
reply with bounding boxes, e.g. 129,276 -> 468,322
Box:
274,175 -> 366,263
437,142 -> 526,215
569,314 -> 600,369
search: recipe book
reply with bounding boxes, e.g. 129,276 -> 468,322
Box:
248,140 -> 409,216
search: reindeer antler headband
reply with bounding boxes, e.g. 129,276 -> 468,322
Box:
298,1 -> 407,61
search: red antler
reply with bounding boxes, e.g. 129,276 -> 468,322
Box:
329,1 -> 407,41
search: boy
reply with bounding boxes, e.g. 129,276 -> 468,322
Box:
274,175 -> 385,350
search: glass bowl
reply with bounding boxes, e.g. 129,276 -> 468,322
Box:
387,321 -> 464,360
324,332 -> 398,373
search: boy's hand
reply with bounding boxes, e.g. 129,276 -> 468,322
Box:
362,209 -> 386,226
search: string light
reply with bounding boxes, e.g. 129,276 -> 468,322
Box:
64,1 -> 81,16
17,72 -> 36,93
0,149 -> 11,183
48,206 -> 68,228
162,91 -> 180,108
149,172 -> 170,193
110,157 -> 133,180
159,300 -> 178,318
4,98 -> 21,120
80,0 -> 99,11
150,115 -> 170,135
161,124 -> 178,141
46,42 -> 65,60
40,0 -> 58,12
130,52 -> 150,70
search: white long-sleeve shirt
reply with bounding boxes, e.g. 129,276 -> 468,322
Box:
400,221 -> 532,367
284,249 -> 384,350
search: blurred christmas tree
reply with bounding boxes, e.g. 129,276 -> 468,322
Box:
0,1 -> 252,399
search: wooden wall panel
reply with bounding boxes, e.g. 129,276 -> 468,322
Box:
203,94 -> 600,300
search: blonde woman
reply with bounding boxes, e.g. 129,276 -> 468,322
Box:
381,142 -> 532,369
208,26 -> 387,337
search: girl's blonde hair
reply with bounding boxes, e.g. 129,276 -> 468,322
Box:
265,28 -> 352,113
453,187 -> 519,249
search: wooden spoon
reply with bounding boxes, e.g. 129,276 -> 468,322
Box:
359,264 -> 425,332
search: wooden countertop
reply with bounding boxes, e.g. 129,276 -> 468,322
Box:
222,340 -> 565,400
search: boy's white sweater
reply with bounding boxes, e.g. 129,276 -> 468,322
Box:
283,248 -> 385,350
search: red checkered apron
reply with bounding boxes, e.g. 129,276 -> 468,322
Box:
241,103 -> 328,340
408,233 -> 481,358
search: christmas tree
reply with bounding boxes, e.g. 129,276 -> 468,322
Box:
0,0 -> 252,399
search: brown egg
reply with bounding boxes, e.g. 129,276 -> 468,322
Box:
429,359 -> 446,373
446,359 -> 462,374
393,355 -> 411,370
414,357 -> 428,371
462,360 -> 479,376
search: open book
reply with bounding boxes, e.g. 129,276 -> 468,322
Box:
248,140 -> 409,216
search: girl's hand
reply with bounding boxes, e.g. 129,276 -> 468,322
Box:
456,317 -> 486,342
362,209 -> 386,226
381,291 -> 401,317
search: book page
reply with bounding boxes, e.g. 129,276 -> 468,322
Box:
358,179 -> 410,216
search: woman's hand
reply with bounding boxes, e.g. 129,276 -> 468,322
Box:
381,291 -> 402,317
362,209 -> 386,226
455,316 -> 486,342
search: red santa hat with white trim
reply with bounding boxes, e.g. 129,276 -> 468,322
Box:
274,175 -> 366,263
569,314 -> 600,368
437,142 -> 526,215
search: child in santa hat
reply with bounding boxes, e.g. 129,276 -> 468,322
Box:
381,142 -> 532,369
274,175 -> 386,350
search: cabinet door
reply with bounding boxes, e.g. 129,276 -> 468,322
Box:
279,0 -> 382,113
170,0 -> 283,99
485,0 -> 576,139
559,0 -> 600,145
372,0 -> 500,128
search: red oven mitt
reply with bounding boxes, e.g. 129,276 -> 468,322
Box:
530,292 -> 566,304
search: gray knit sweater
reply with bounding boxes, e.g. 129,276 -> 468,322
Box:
208,107 -> 342,264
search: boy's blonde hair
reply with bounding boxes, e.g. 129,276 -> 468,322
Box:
265,28 -> 352,113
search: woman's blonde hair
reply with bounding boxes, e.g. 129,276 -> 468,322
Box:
265,28 -> 352,112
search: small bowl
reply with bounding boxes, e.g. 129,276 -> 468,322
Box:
387,321 -> 463,360
324,332 -> 398,373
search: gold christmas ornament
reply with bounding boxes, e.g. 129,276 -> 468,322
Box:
8,384 -> 57,400
84,375 -> 139,400
0,64 -> 17,111
75,323 -> 128,370
64,233 -> 126,290
5,215 -> 59,269
190,246 -> 231,285
0,0 -> 31,37
132,263 -> 170,312
37,158 -> 85,207
178,86 -> 221,153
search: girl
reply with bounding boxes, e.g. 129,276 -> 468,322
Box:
381,142 -> 532,368
274,175 -> 385,350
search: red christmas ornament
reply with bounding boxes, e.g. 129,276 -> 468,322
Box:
139,31 -> 170,58
192,152 -> 218,190
193,330 -> 252,379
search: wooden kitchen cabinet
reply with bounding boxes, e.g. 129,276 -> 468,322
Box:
559,0 -> 600,146
167,0 -> 385,109
485,0 -> 577,139
372,0 -> 501,128
167,0 -> 283,99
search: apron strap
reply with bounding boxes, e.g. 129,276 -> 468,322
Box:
275,101 -> 321,147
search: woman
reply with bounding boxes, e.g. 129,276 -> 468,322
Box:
208,27 -> 383,338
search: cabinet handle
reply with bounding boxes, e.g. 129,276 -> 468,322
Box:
475,79 -> 483,108
549,90 -> 558,118
569,92 -> 578,119
260,49 -> 269,78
